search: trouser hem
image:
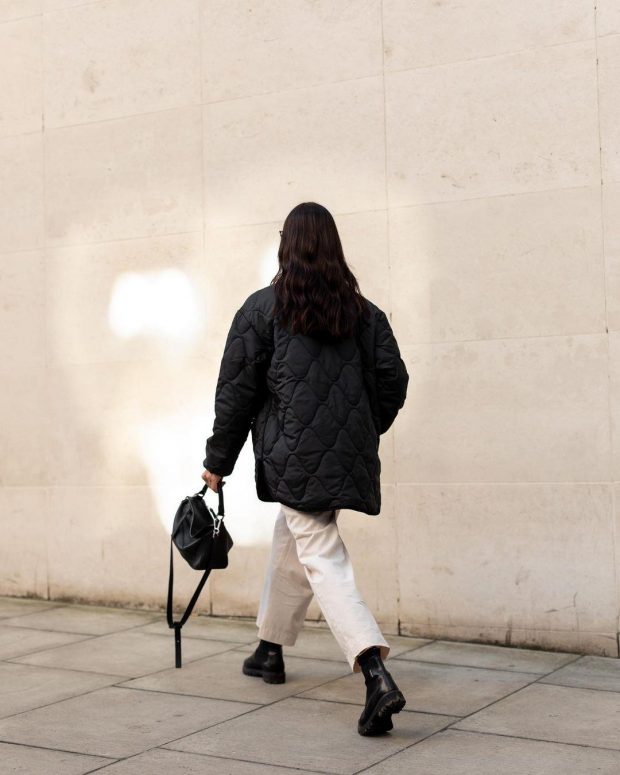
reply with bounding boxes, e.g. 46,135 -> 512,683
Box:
256,625 -> 300,647
351,642 -> 391,673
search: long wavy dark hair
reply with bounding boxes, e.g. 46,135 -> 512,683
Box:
271,202 -> 370,341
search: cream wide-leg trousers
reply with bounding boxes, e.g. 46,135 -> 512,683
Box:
255,503 -> 390,673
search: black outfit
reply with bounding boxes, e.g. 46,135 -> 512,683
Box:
203,284 -> 409,516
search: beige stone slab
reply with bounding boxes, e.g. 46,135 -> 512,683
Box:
614,482 -> 620,617
0,377 -> 49,487
0,625 -> 89,659
9,629 -> 235,677
164,696 -> 456,774
0,16 -> 41,136
386,41 -> 599,207
0,741 -> 112,775
121,649 -> 351,705
362,728 -> 620,775
396,336 -> 611,482
98,747 -> 308,774
202,0 -> 382,102
455,683 -> 620,749
0,685 -> 259,758
0,489 -> 49,594
0,661 -> 123,718
137,614 -> 260,644
539,654 -> 620,692
610,338 -> 620,478
2,603 -> 162,635
603,184 -> 620,331
0,1 -> 41,23
202,77 -> 387,228
298,658 -> 536,716
0,132 -> 43,253
202,223 -> 286,342
383,0 -> 594,71
397,640 -> 578,674
390,187 -> 605,345
43,0 -> 201,128
44,106 -> 202,246
0,596 -> 61,618
598,34 -> 620,182
597,1 -> 620,35
46,365 -> 215,489
43,0 -> 86,10
235,629 -> 430,664
45,232 -> 206,366
0,250 -> 46,370
399,621 -> 618,658
45,486 -> 204,610
395,484 -> 617,638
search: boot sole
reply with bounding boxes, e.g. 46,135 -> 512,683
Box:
242,664 -> 286,684
358,690 -> 406,736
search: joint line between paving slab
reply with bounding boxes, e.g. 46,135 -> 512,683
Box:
448,726 -> 620,755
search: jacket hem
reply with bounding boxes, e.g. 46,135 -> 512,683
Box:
256,492 -> 381,517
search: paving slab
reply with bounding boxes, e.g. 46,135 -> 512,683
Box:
539,654 -> 620,692
0,661 -> 124,718
163,696 -> 457,774
0,624 -> 90,659
235,628 -> 431,664
455,683 -> 620,749
361,728 -> 620,774
98,747 -> 314,774
0,740 -> 113,775
298,657 -> 538,716
396,639 -> 578,674
0,596 -> 63,619
0,685 -> 260,758
137,614 -> 260,644
1,603 -> 161,635
2,598 -> 616,774
9,629 -> 237,677
120,649 -> 352,704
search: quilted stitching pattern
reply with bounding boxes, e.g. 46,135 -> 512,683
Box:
203,286 -> 409,516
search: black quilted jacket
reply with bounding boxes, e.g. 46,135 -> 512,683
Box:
203,285 -> 409,516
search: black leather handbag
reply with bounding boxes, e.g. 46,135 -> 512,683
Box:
166,480 -> 233,667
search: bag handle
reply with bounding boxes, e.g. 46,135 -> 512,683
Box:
166,479 -> 225,668
197,479 -> 226,516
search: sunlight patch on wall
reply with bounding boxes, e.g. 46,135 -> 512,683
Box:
135,410 -> 276,547
108,267 -> 201,342
104,266 -> 276,545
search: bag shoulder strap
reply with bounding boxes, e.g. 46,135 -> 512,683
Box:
166,538 -> 213,668
166,481 -> 226,668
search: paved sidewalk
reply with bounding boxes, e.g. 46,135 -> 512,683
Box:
1,596 -> 619,773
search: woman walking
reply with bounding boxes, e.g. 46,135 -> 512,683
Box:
201,202 -> 409,736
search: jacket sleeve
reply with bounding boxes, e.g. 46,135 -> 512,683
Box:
374,309 -> 409,434
203,307 -> 271,476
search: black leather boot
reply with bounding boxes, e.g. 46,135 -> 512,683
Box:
242,639 -> 286,684
357,646 -> 406,736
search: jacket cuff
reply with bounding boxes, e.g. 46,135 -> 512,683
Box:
202,458 -> 228,476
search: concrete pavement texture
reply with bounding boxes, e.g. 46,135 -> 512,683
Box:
1,595 -> 620,774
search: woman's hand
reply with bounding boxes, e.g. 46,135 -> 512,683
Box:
202,469 -> 223,493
